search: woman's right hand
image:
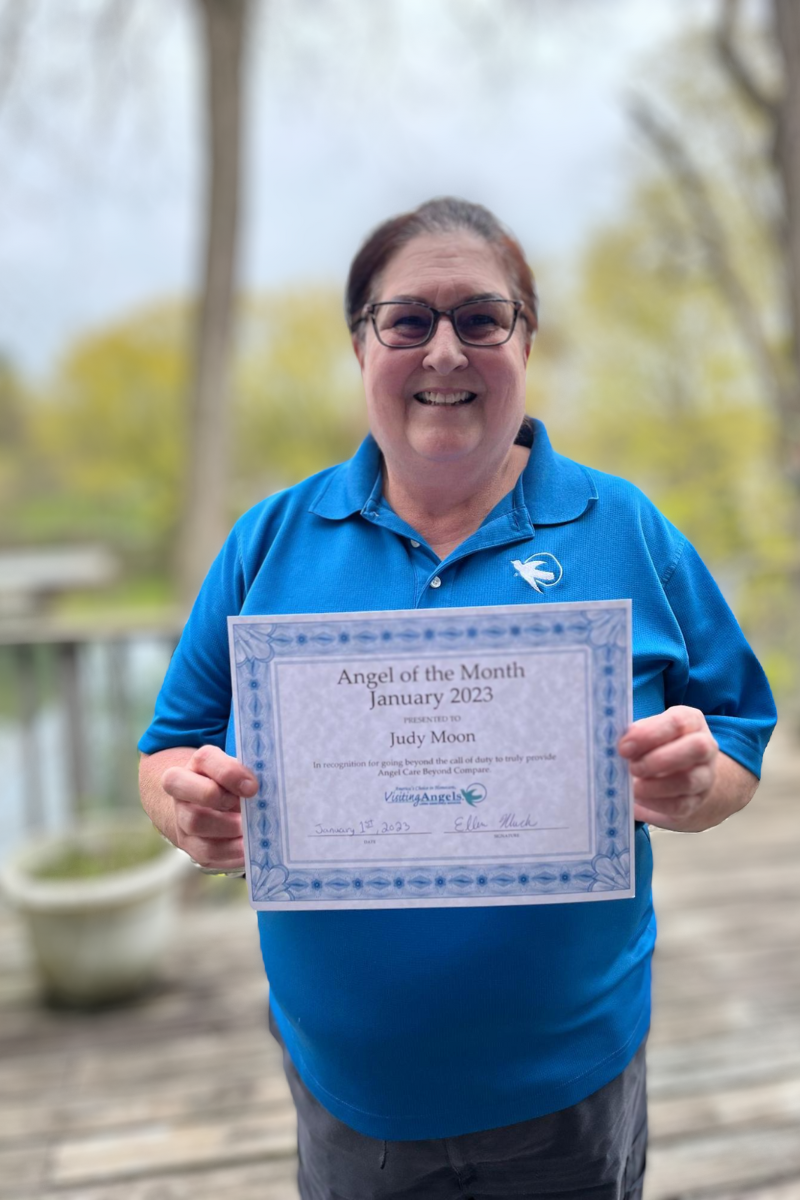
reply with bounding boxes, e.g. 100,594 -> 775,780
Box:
155,745 -> 258,870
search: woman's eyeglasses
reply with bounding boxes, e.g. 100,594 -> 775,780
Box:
354,299 -> 524,348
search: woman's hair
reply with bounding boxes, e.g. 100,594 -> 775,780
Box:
345,197 -> 538,339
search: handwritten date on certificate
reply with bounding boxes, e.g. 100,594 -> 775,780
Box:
229,602 -> 634,910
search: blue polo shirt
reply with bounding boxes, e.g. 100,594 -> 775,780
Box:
140,420 -> 776,1140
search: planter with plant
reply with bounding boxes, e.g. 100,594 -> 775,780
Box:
0,821 -> 191,1006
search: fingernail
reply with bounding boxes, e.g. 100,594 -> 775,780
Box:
240,779 -> 257,796
618,740 -> 634,755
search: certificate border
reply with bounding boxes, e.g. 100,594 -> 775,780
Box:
229,600 -> 633,909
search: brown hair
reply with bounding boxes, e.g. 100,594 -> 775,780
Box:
345,197 -> 538,339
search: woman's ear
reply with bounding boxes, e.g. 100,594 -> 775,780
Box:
523,323 -> 537,364
352,333 -> 366,369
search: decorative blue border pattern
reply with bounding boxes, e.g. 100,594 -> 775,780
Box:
230,602 -> 632,906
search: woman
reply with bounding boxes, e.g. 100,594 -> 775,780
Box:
139,198 -> 776,1200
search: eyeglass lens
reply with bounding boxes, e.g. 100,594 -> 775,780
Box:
373,301 -> 517,347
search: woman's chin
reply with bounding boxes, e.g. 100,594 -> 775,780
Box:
407,432 -> 481,463
404,418 -> 485,463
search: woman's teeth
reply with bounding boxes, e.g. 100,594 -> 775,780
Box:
414,390 -> 476,405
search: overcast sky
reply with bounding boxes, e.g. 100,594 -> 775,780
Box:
0,0 -> 716,376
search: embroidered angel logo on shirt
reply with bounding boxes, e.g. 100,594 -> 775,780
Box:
511,552 -> 564,593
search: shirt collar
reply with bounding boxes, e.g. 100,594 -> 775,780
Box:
309,435 -> 383,520
309,419 -> 596,526
521,419 -> 597,525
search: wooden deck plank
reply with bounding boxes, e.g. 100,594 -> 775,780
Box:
0,1071 -> 293,1143
0,1145 -> 50,1197
700,1181 -> 800,1200
650,1075 -> 800,1139
35,1159 -> 300,1200
648,1045 -> 800,1100
645,1128 -> 800,1200
50,1108 -> 298,1187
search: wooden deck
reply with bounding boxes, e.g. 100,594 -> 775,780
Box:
1,734 -> 798,1200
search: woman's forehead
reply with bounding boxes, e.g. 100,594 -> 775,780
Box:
376,232 -> 512,300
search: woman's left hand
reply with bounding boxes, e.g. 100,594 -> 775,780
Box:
618,705 -> 758,832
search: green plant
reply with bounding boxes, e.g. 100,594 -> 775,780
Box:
31,826 -> 166,881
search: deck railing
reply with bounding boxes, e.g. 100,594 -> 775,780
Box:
0,619 -> 181,848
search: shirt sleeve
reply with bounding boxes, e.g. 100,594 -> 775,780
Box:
663,539 -> 777,778
138,525 -> 247,755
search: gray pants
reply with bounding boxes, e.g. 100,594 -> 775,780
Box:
270,1013 -> 648,1200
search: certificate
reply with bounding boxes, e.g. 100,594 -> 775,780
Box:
229,600 -> 633,910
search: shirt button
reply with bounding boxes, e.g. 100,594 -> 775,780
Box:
430,576 -> 442,589
410,539 -> 420,548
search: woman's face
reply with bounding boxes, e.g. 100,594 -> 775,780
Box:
353,232 -> 531,480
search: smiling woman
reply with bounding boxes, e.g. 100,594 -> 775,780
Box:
346,200 -> 539,560
351,231 -> 532,558
138,197 -> 776,1200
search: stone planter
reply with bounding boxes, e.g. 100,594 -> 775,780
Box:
0,823 -> 192,1006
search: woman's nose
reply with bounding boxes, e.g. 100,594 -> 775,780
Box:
421,316 -> 469,373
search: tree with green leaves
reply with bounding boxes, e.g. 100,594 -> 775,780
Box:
21,290 -> 362,587
616,1 -> 800,705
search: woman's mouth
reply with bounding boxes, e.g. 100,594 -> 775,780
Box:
414,390 -> 477,406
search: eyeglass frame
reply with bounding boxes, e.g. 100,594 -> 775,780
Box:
351,298 -> 526,349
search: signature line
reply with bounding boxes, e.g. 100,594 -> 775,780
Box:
456,825 -> 568,833
310,831 -> 432,838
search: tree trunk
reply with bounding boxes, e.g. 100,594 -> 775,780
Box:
178,0 -> 247,608
773,0 -> 800,478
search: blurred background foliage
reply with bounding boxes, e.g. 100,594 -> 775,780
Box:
1,290 -> 365,590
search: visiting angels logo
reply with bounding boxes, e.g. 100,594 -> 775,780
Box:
385,782 -> 488,807
461,782 -> 487,806
511,551 -> 563,593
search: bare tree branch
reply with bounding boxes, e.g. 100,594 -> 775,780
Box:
629,95 -> 791,425
0,0 -> 33,111
772,0 -> 800,386
93,0 -> 136,48
89,0 -> 143,135
715,0 -> 779,119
